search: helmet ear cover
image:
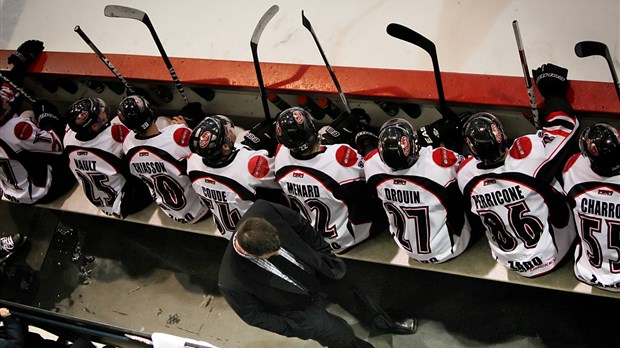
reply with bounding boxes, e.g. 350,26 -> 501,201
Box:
189,115 -> 235,165
275,107 -> 319,153
378,118 -> 419,171
579,123 -> 620,177
462,112 -> 508,165
66,97 -> 108,134
117,95 -> 155,133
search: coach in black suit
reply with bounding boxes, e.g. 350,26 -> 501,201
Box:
218,200 -> 416,348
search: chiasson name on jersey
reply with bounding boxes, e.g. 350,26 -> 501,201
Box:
472,185 -> 526,209
131,162 -> 166,174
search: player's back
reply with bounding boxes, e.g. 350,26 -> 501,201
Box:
64,124 -> 129,217
123,124 -> 208,224
275,143 -> 385,253
563,153 -> 620,291
365,146 -> 471,263
187,147 -> 280,238
0,114 -> 62,203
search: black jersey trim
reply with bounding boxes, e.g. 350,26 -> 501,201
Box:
188,170 -> 256,201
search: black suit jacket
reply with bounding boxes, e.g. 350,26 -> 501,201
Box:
218,200 -> 346,337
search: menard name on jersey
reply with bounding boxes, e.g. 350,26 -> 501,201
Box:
471,184 -> 526,209
131,162 -> 167,174
286,182 -> 320,198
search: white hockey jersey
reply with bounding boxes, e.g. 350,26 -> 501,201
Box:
187,147 -> 281,239
563,153 -> 620,292
364,146 -> 471,263
457,111 -> 579,277
0,113 -> 63,203
64,124 -> 131,218
274,144 -> 386,253
123,124 -> 208,224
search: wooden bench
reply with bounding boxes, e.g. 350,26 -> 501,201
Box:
25,184 -> 617,300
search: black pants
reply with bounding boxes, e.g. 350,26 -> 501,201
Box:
278,273 -> 395,348
119,175 -> 153,217
37,160 -> 76,205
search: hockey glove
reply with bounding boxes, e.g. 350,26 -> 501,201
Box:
321,108 -> 370,145
417,117 -> 462,152
533,63 -> 569,98
33,100 -> 65,134
179,102 -> 205,129
8,40 -> 45,73
354,130 -> 378,157
242,119 -> 278,156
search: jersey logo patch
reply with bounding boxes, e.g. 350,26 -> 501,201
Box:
174,127 -> 191,147
111,124 -> 129,143
509,137 -> 532,159
248,155 -> 270,178
335,145 -> 358,167
432,148 -> 458,167
14,121 -> 33,140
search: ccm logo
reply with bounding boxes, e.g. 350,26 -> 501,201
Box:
598,189 -> 613,196
293,173 -> 304,178
204,178 -> 215,185
393,179 -> 406,185
139,152 -> 149,157
77,151 -> 88,156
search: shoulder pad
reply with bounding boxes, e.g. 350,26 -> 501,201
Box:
509,136 -> 532,159
14,121 -> 34,140
335,145 -> 359,167
457,156 -> 475,172
432,147 -> 459,168
248,154 -> 271,178
111,124 -> 130,143
173,127 -> 191,147
563,153 -> 581,174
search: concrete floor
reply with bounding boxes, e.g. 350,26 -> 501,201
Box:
1,201 -> 619,348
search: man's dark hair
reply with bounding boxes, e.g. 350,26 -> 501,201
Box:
236,218 -> 280,256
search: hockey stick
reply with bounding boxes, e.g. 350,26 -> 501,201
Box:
0,72 -> 37,104
104,5 -> 189,104
575,41 -> 620,100
512,20 -> 540,129
301,11 -> 352,114
74,25 -> 136,95
387,23 -> 455,120
250,5 -> 279,121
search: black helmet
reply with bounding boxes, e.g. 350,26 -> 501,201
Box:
378,118 -> 419,170
579,123 -> 620,177
66,97 -> 108,134
275,107 -> 319,153
189,115 -> 235,165
117,95 -> 155,133
463,112 -> 508,165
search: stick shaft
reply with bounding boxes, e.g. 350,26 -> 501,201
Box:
74,25 -> 136,95
512,20 -> 540,128
250,5 -> 279,121
0,72 -> 36,103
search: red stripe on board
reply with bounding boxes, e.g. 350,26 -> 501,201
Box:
1,50 -> 618,115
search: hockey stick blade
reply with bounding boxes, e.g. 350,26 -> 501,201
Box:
0,72 -> 37,104
74,25 -> 136,95
251,5 -> 279,121
387,23 -> 455,120
104,5 -> 146,21
302,10 -> 351,114
105,5 -> 189,103
575,41 -> 620,100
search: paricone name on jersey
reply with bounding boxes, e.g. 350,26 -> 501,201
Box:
472,185 -> 526,209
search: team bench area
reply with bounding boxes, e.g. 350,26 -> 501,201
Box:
2,50 -> 620,301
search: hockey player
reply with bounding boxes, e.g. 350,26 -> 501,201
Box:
187,115 -> 285,239
563,123 -> 620,292
64,97 -> 152,218
359,118 -> 472,263
0,40 -> 75,204
118,95 -> 209,224
457,63 -> 578,278
274,107 -> 387,253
